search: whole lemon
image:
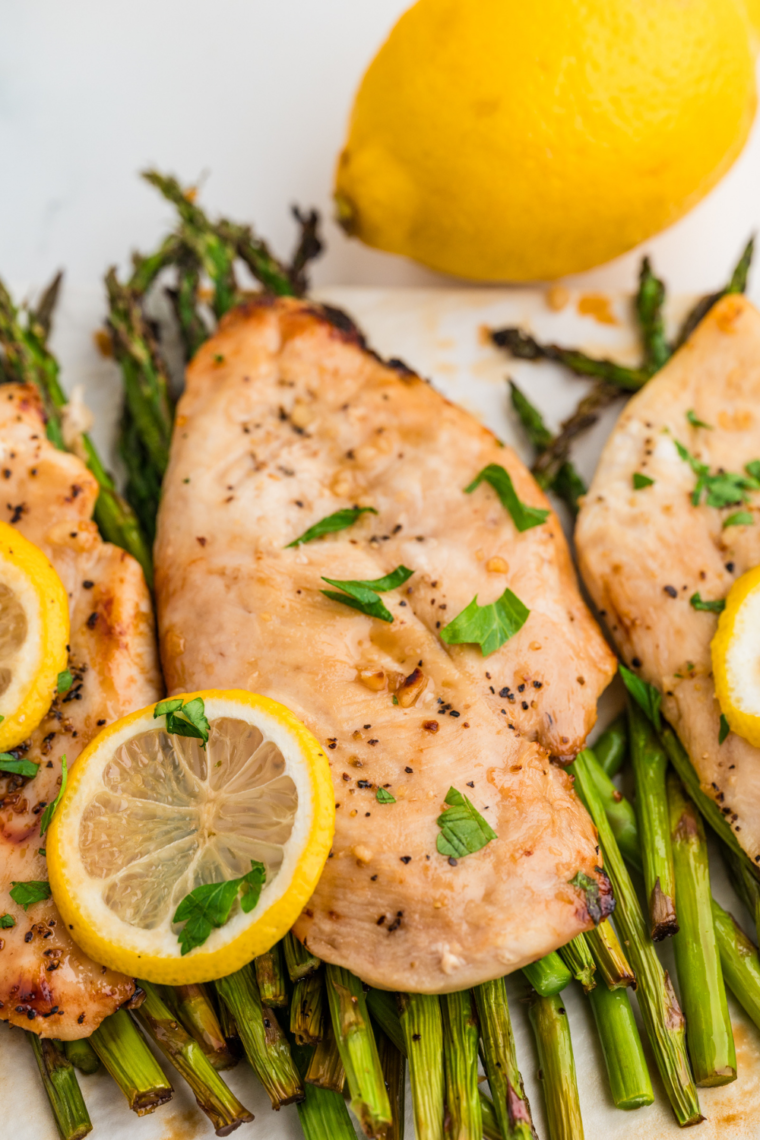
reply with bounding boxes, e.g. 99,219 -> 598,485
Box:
335,0 -> 757,281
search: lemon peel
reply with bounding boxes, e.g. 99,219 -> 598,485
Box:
712,565 -> 760,747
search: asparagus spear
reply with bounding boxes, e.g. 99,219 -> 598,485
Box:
493,327 -> 650,391
636,257 -> 670,373
472,979 -> 536,1140
134,981 -> 253,1133
62,1038 -> 100,1075
521,952 -> 571,996
667,775 -> 736,1087
291,969 -> 326,1046
306,1022 -> 346,1093
441,990 -> 482,1140
531,381 -> 620,488
27,1034 -> 92,1140
397,992 -> 445,1140
712,898 -> 760,1032
722,844 -> 760,946
377,1029 -> 406,1140
291,1037 -> 356,1140
168,983 -> 236,1071
324,964 -> 392,1137
583,750 -> 641,871
217,995 -> 243,1059
218,217 -> 297,298
255,942 -> 289,1007
215,965 -> 304,1109
629,702 -> 678,940
508,380 -> 586,514
569,749 -> 702,1126
558,935 -> 596,992
525,987 -> 584,1140
585,922 -> 636,990
89,1008 -> 173,1115
167,253 -> 209,360
675,236 -> 754,349
586,984 -> 653,1110
284,930 -> 321,981
288,206 -> 324,297
593,713 -> 628,779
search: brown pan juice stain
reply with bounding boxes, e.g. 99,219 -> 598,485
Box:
577,293 -> 619,325
159,1105 -> 206,1140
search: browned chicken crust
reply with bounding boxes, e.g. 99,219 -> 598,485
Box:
155,297 -> 615,992
0,385 -> 161,1038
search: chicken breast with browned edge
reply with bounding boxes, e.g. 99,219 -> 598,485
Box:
155,297 -> 616,992
577,294 -> 760,867
0,385 -> 161,1038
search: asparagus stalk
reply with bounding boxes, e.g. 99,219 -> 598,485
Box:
507,380 -> 586,514
89,1008 -> 173,1115
583,747 -> 641,872
585,922 -> 636,990
635,256 -> 670,373
134,981 -> 254,1133
217,996 -> 243,1059
722,844 -> 760,946
569,749 -> 702,1126
593,713 -> 628,779
586,984 -> 653,1110
675,236 -> 754,348
215,966 -> 304,1109
551,462 -> 587,515
712,898 -> 760,1032
377,1029 -> 406,1140
62,1037 -> 100,1075
306,1022 -> 346,1093
288,206 -> 324,297
521,952 -> 571,996
27,1034 -> 92,1140
667,775 -> 736,1086
531,380 -> 619,488
441,990 -> 482,1140
473,979 -> 536,1140
284,930 -> 321,981
324,964 -> 392,1137
629,702 -> 678,940
525,988 -> 584,1140
493,327 -> 650,391
167,253 -> 209,360
291,969 -> 326,1046
169,983 -> 237,1071
291,1037 -> 356,1140
397,992 -> 445,1140
255,942 -> 289,1007
218,218 -> 297,298
558,935 -> 596,992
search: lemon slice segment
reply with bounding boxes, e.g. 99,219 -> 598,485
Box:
712,565 -> 760,747
47,690 -> 335,985
0,520 -> 69,750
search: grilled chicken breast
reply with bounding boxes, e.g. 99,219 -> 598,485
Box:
577,294 -> 760,866
0,384 -> 160,1038
155,297 -> 616,992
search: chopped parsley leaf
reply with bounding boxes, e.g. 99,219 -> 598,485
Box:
689,593 -> 725,614
440,588 -> 529,657
9,880 -> 51,910
321,566 -> 414,623
675,441 -> 760,509
723,511 -> 754,529
286,506 -> 378,547
39,756 -> 67,835
569,871 -> 605,924
57,669 -> 73,694
632,473 -> 655,490
173,860 -> 266,955
154,696 -> 210,748
376,788 -> 396,803
686,409 -> 713,430
465,464 -> 549,532
619,664 -> 661,731
0,913 -> 15,929
0,754 -> 38,778
719,714 -> 730,745
436,786 -> 497,858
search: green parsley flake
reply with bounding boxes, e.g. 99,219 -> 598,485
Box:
9,880 -> 51,910
440,588 -> 529,657
57,669 -> 73,694
0,754 -> 38,778
686,410 -> 713,430
723,511 -> 754,529
436,787 -> 497,859
321,566 -> 414,623
0,913 -> 15,929
689,593 -> 725,614
619,664 -> 662,731
173,860 -> 266,955
465,464 -> 549,532
154,696 -> 210,748
39,756 -> 67,836
675,441 -> 760,510
569,871 -> 605,924
286,506 -> 378,548
632,473 -> 655,490
719,714 -> 730,746
376,788 -> 396,804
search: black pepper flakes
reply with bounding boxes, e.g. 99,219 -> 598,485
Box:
663,585 -> 678,598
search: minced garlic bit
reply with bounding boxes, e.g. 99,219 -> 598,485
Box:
486,556 -> 509,574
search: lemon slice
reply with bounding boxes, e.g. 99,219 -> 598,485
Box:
712,565 -> 760,747
0,520 -> 69,750
47,690 -> 335,984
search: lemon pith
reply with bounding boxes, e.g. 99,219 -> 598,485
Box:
47,690 -> 335,985
0,521 -> 69,750
712,565 -> 760,747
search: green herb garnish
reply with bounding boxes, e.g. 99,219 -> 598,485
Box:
57,669 -> 73,694
321,566 -> 414,623
0,754 -> 38,778
286,506 -> 378,548
39,756 -> 67,835
10,880 -> 51,910
632,473 -> 654,490
0,913 -> 15,928
465,464 -> 549,532
569,871 -> 605,924
675,441 -> 760,509
689,593 -> 725,614
719,714 -> 730,745
376,788 -> 396,804
173,860 -> 266,955
686,410 -> 712,430
723,511 -> 754,529
440,587 -> 529,657
154,696 -> 210,748
619,664 -> 662,731
436,786 -> 497,858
